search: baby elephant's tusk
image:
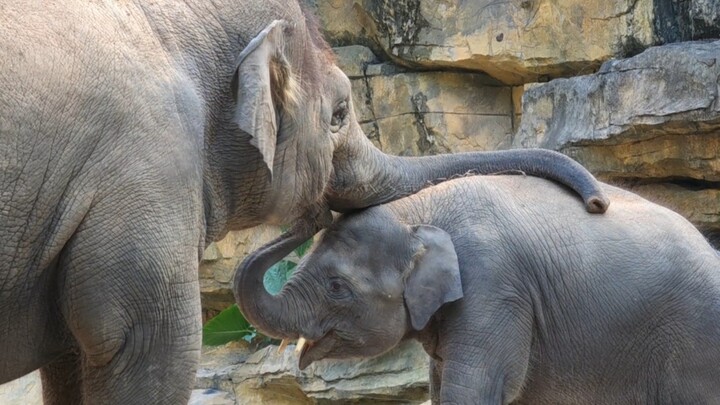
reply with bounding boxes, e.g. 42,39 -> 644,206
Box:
295,337 -> 307,354
277,339 -> 290,354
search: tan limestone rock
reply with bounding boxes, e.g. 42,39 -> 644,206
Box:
196,341 -> 430,404
332,45 -> 377,78
309,0 -> 367,47
350,0 -> 655,84
341,56 -> 514,156
514,40 -> 720,182
513,40 -> 720,236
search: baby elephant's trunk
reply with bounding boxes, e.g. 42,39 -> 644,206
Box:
233,206 -> 330,338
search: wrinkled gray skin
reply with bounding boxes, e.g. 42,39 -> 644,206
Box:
237,176 -> 720,404
0,1 -> 609,403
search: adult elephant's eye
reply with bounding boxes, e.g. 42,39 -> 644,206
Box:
330,100 -> 348,129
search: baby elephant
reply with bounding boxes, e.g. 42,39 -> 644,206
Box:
235,176 -> 720,404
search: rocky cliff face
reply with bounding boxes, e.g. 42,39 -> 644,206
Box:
515,40 -> 720,240
309,0 -> 719,84
194,341 -> 429,405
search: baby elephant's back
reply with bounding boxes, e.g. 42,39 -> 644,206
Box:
428,175 -> 716,263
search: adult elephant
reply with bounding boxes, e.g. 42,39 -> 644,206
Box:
0,1 -> 607,403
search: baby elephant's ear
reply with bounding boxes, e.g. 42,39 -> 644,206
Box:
404,225 -> 463,331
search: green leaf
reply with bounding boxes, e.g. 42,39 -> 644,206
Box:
294,237 -> 314,258
263,259 -> 297,295
202,304 -> 256,346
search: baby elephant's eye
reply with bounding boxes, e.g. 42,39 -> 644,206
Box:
327,277 -> 351,300
329,280 -> 342,291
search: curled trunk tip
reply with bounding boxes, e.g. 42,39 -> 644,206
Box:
233,207 -> 331,338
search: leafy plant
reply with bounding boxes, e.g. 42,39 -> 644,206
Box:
202,304 -> 256,345
262,259 -> 297,295
293,236 -> 314,258
263,236 -> 312,295
202,233 -> 313,346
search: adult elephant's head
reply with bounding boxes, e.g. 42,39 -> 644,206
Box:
226,6 -> 607,233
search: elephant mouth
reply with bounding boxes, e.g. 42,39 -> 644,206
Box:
297,331 -> 338,370
282,329 -> 363,370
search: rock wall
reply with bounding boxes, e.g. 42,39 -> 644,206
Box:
195,341 -> 429,404
309,0 -> 719,84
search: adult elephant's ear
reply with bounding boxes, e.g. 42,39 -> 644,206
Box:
404,225 -> 463,331
232,20 -> 299,178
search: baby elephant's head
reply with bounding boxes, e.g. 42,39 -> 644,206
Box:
242,208 -> 463,369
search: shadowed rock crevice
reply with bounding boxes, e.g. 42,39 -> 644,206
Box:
614,177 -> 720,191
361,62 -> 383,147
363,0 -> 430,59
411,92 -> 450,155
654,0 -> 720,43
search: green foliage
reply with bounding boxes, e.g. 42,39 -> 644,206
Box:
202,233 -> 312,346
263,260 -> 297,295
293,237 -> 314,258
202,304 -> 256,346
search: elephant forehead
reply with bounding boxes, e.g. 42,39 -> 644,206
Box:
328,231 -> 402,263
323,65 -> 352,98
339,259 -> 405,296
313,237 -> 401,275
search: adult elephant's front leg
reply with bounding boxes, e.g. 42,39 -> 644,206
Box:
58,207 -> 202,404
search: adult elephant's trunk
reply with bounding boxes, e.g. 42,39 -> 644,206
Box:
233,210 -> 328,339
328,127 -> 609,214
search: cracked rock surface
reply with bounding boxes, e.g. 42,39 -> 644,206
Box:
329,0 -> 657,84
514,40 -> 720,240
342,47 -> 514,156
194,340 -> 429,404
312,0 -> 720,85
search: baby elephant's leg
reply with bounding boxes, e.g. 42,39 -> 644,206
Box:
437,300 -> 532,404
430,358 -> 443,404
